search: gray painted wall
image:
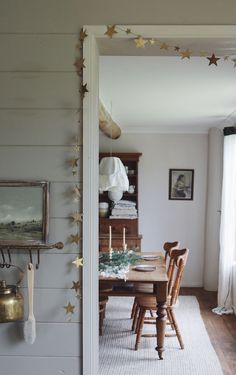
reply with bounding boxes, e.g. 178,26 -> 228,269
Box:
0,1 -> 81,374
100,132 -> 208,287
1,1 -> 236,374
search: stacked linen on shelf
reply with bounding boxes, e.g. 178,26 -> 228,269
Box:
110,200 -> 138,219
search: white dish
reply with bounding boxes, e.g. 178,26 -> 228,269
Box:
140,255 -> 160,261
134,264 -> 156,272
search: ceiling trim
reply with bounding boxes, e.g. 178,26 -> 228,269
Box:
86,25 -> 236,39
122,125 -> 210,134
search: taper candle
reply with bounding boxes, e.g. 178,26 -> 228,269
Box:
123,227 -> 126,250
109,225 -> 112,250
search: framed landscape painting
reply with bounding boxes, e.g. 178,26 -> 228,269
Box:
169,169 -> 194,201
0,181 -> 49,244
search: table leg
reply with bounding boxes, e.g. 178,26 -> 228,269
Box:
155,301 -> 167,360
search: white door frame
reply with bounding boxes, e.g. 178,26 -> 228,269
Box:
82,25 -> 236,375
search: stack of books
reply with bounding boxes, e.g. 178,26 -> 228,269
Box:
110,200 -> 138,219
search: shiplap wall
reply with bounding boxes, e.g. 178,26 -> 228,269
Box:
2,1 -> 236,374
0,1 -> 81,374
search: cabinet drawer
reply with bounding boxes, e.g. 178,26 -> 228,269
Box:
99,219 -> 138,235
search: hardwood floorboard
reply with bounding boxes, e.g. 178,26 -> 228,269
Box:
180,287 -> 236,375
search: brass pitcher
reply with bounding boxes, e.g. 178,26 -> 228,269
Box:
0,265 -> 24,323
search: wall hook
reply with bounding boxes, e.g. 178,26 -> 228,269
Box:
0,250 -> 5,268
36,249 -> 40,269
28,249 -> 33,269
6,248 -> 11,268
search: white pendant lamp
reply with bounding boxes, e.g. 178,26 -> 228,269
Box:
99,157 -> 129,203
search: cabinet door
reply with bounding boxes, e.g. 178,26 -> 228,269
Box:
99,219 -> 138,236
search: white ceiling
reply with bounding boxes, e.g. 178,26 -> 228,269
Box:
99,53 -> 236,133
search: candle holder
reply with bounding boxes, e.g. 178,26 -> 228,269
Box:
109,247 -> 113,259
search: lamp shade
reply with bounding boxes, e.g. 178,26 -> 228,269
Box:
99,157 -> 129,192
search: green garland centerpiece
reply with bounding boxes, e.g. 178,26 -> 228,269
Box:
99,250 -> 140,277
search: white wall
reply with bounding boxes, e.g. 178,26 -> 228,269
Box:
100,132 -> 208,287
0,1 -> 81,374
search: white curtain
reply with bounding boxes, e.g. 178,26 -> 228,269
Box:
213,131 -> 236,315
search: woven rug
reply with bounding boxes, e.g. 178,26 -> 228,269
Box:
99,296 -> 223,375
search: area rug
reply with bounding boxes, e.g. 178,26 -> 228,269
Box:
99,296 -> 223,375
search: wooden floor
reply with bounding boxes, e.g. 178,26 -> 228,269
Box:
180,288 -> 236,375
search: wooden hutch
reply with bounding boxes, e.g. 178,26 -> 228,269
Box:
99,152 -> 142,251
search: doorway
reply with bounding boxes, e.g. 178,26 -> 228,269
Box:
82,25 -> 236,375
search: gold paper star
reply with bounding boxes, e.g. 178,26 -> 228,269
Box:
134,36 -> 148,48
64,302 -> 75,314
72,257 -> 84,268
74,58 -> 85,74
126,28 -> 131,34
70,158 -> 78,168
105,25 -> 118,38
71,281 -> 81,293
73,185 -> 81,198
79,29 -> 88,42
160,42 -> 169,50
174,46 -> 180,52
207,53 -> 220,66
180,49 -> 193,59
80,83 -> 89,98
149,39 -> 155,46
224,56 -> 229,61
70,234 -> 81,244
232,58 -> 236,67
70,212 -> 83,223
73,145 -> 80,154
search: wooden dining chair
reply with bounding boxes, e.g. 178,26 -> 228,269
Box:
130,241 -> 180,330
99,282 -> 113,336
163,241 -> 180,265
134,248 -> 189,351
99,296 -> 109,336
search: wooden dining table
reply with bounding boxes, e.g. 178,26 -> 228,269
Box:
99,252 -> 169,359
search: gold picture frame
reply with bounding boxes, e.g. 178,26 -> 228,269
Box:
0,180 -> 49,245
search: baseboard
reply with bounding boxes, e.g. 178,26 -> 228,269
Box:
232,305 -> 236,315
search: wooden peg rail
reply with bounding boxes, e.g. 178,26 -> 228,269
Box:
0,242 -> 64,269
0,241 -> 64,251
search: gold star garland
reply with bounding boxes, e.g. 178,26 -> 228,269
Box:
107,25 -> 236,69
64,302 -> 76,315
72,256 -> 84,268
105,25 -> 118,38
70,212 -> 83,223
64,28 -> 86,319
207,53 -> 221,66
134,36 -> 148,48
180,49 -> 192,60
160,42 -> 169,50
71,280 -> 81,293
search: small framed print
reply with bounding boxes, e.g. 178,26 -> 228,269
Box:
0,180 -> 49,245
169,169 -> 194,201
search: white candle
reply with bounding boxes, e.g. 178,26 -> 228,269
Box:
123,227 -> 126,250
109,225 -> 112,250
